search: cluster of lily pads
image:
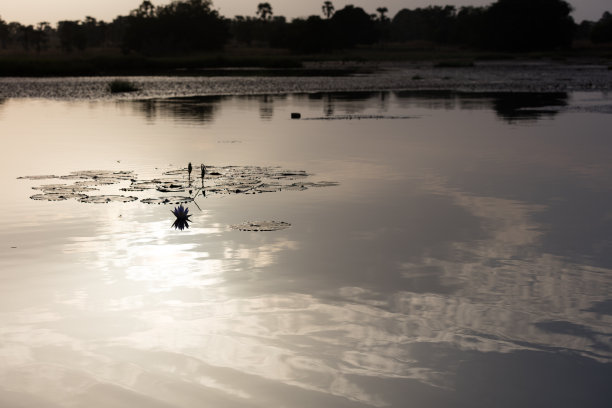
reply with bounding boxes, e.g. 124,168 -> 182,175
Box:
19,166 -> 338,205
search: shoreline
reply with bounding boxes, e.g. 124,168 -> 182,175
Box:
1,60 -> 612,100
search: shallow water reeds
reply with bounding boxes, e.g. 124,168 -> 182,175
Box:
108,79 -> 139,93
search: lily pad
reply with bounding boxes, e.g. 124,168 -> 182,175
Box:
30,193 -> 88,201
61,170 -> 134,184
18,175 -> 59,180
78,195 -> 138,204
20,165 -> 338,203
156,182 -> 187,193
230,221 -> 291,232
120,181 -> 162,191
34,184 -> 98,193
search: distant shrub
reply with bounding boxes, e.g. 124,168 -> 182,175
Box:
108,79 -> 139,93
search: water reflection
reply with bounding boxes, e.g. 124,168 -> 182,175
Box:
1,91 -> 612,407
394,90 -> 568,122
258,95 -> 275,120
121,92 -> 569,124
125,96 -> 225,124
491,92 -> 568,122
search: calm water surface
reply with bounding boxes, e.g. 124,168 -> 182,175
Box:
1,90 -> 611,407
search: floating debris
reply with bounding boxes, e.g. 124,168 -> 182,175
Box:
231,221 -> 291,232
78,195 -> 138,204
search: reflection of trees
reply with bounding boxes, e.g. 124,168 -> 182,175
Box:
393,90 -> 568,122
258,95 -> 274,120
123,90 -> 568,125
491,92 -> 568,122
127,96 -> 225,124
302,91 -> 391,116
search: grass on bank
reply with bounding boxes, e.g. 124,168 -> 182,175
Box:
0,42 -> 611,77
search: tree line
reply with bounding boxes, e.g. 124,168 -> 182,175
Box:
1,0 -> 611,55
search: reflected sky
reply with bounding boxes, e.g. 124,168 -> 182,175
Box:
1,91 -> 612,407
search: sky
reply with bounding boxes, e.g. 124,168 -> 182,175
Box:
0,0 -> 609,26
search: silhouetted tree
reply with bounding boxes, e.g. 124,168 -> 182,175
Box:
574,20 -> 594,41
283,16 -> 333,53
32,22 -> 50,52
376,7 -> 389,22
82,16 -> 107,48
0,17 -> 8,49
483,0 -> 575,51
132,0 -> 156,18
57,20 -> 87,52
591,11 -> 612,43
256,3 -> 273,21
17,25 -> 34,51
322,1 -> 334,19
6,22 -> 21,48
123,0 -> 229,54
453,6 -> 487,46
331,5 -> 378,48
107,16 -> 129,48
391,6 -> 457,43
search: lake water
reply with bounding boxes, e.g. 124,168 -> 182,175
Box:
1,86 -> 612,407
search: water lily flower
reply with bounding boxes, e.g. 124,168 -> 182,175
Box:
171,204 -> 192,230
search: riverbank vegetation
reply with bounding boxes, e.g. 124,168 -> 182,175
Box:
0,0 -> 611,76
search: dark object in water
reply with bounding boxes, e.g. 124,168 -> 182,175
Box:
291,112 -> 301,119
171,204 -> 192,230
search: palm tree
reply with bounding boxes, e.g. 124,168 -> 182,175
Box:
376,7 -> 389,22
256,3 -> 273,21
133,1 -> 156,18
322,1 -> 335,19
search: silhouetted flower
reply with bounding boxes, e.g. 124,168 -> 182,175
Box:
171,204 -> 192,230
